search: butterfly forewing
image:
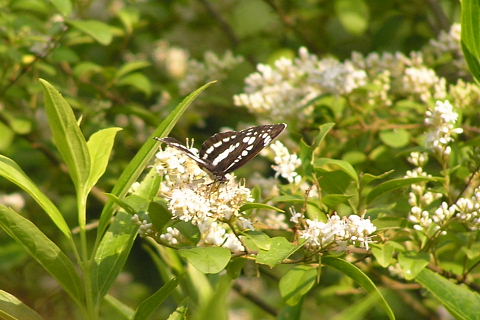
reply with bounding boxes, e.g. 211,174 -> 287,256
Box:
157,123 -> 286,181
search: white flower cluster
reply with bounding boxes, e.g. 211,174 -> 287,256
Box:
0,193 -> 25,211
453,188 -> 480,230
234,47 -> 367,119
425,100 -> 463,157
406,152 -> 443,232
152,41 -> 190,79
293,211 -> 376,250
153,145 -> 253,252
268,141 -> 302,184
180,51 -> 244,94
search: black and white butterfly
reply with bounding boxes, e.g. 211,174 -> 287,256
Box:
156,123 -> 287,182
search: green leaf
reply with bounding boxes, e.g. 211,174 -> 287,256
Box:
0,290 -> 44,320
86,127 -> 122,193
115,61 -> 151,80
335,0 -> 369,35
322,194 -> 353,208
178,247 -> 231,274
461,0 -> 480,82
148,201 -> 172,232
134,166 -> 162,200
167,304 -> 188,320
415,268 -> 480,320
92,211 -> 139,301
241,231 -> 272,251
256,237 -> 300,268
95,81 -> 216,246
366,177 -> 438,204
379,129 -> 410,148
398,251 -> 429,280
67,20 -> 115,45
323,257 -> 395,320
361,170 -> 394,185
39,79 -> 90,195
0,122 -> 14,150
104,294 -> 134,320
312,122 -> 335,152
279,265 -> 317,305
132,277 -> 179,320
105,194 -> 137,215
0,155 -> 71,239
194,275 -> 232,320
0,206 -> 83,305
371,242 -> 396,267
116,73 -> 152,97
239,202 -> 284,213
314,158 -> 359,186
49,0 -> 71,16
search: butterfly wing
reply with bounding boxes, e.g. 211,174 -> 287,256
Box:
157,137 -> 214,172
199,123 -> 287,177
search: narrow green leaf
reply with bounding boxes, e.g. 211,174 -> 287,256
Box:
133,277 -> 179,320
279,265 -> 317,305
239,203 -> 284,213
0,290 -> 44,320
366,177 -> 438,204
416,268 -> 480,320
114,61 -> 151,80
0,206 -> 83,305
0,155 -> 71,239
194,275 -> 232,320
361,170 -> 394,185
49,0 -> 72,16
95,81 -> 217,246
104,294 -> 134,320
312,122 -> 335,152
314,158 -> 359,186
116,73 -> 152,96
92,211 -> 138,302
398,251 -> 429,280
39,79 -> 90,194
461,0 -> 480,82
323,257 -> 395,320
67,20 -> 114,45
105,194 -> 137,215
86,127 -> 122,193
178,247 -> 231,274
256,237 -> 300,268
331,292 -> 382,320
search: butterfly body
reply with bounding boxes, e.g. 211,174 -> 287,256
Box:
156,123 -> 287,182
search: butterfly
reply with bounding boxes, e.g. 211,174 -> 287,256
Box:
156,123 -> 287,182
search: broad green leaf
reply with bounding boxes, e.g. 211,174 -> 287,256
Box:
256,237 -> 300,268
322,194 -> 352,208
462,0 -> 480,82
0,122 -> 14,150
178,247 -> 231,274
133,277 -> 179,320
312,122 -> 335,152
133,167 -> 162,200
366,177 -> 438,204
279,302 -> 303,320
398,252 -> 429,280
105,194 -> 137,215
148,201 -> 172,232
117,8 -> 140,34
314,158 -> 359,186
49,0 -> 71,16
95,81 -> 216,245
279,265 -> 317,305
323,257 -> 395,320
67,20 -> 114,45
115,61 -> 151,80
335,0 -> 369,35
0,155 -> 71,239
379,129 -> 410,148
85,127 -> 122,193
0,290 -> 44,320
371,243 -> 396,267
416,268 -> 480,320
232,0 -> 278,37
342,151 -> 367,165
92,211 -> 139,302
39,79 -> 90,194
116,73 -> 152,97
239,203 -> 284,213
226,257 -> 246,279
241,231 -> 272,251
0,206 -> 82,305
104,294 -> 134,320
